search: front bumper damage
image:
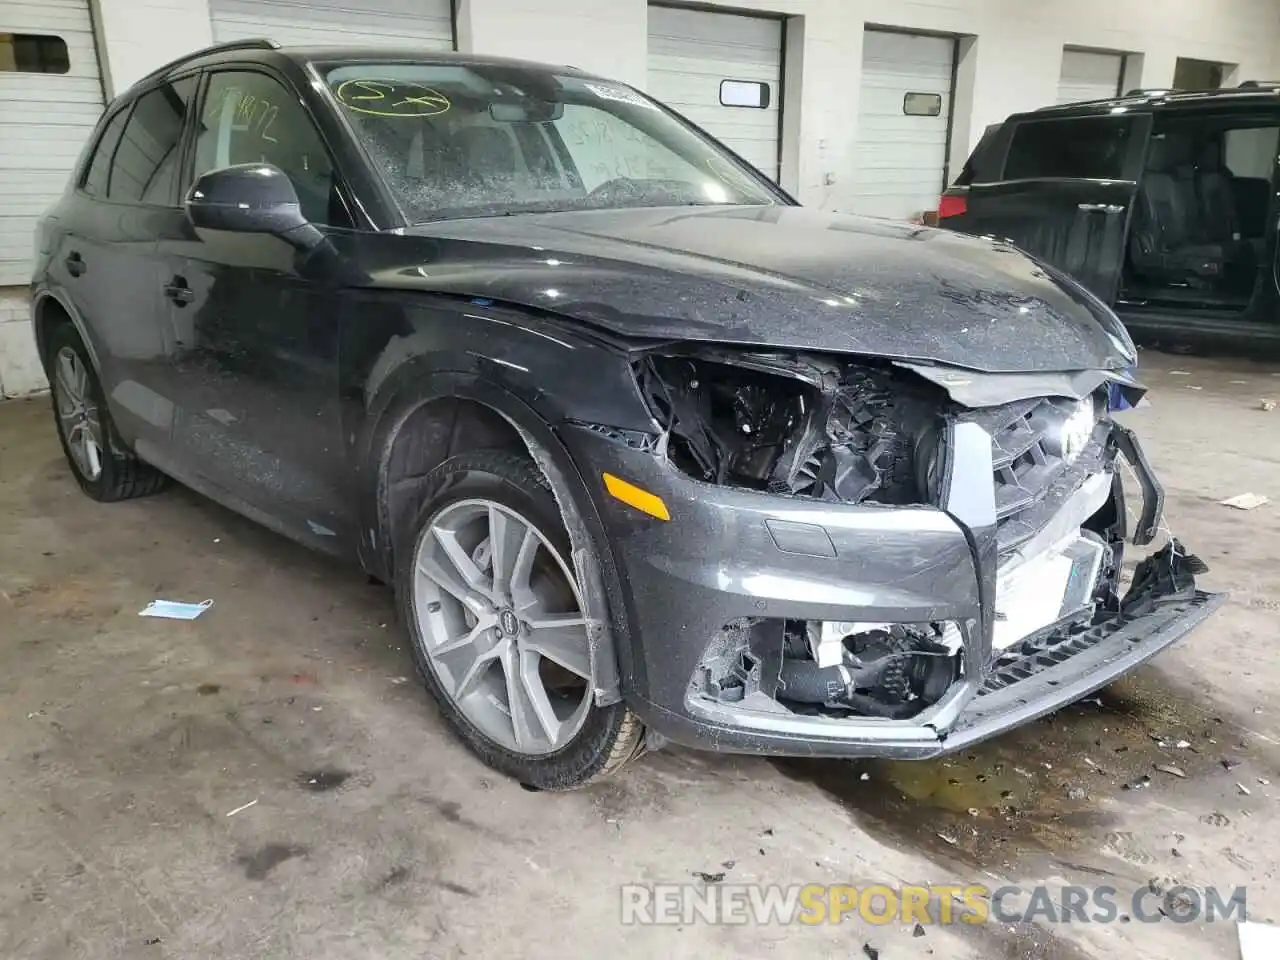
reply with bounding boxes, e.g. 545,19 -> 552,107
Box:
561,391 -> 1224,759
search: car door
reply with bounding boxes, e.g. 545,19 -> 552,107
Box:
1247,121 -> 1280,324
1272,134 -> 1280,316
155,66 -> 355,549
942,112 -> 1152,306
55,77 -> 197,455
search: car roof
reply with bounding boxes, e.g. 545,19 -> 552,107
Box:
134,39 -> 597,90
282,45 -> 592,75
1018,84 -> 1280,122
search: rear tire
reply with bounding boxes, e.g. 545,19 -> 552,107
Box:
45,322 -> 168,502
395,448 -> 643,790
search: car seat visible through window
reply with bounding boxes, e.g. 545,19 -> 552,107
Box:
1194,139 -> 1242,244
1129,134 -> 1226,285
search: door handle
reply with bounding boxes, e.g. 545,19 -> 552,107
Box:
1077,203 -> 1125,214
65,251 -> 86,277
163,277 -> 195,305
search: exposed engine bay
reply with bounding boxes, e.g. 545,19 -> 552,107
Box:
639,347 -> 1176,721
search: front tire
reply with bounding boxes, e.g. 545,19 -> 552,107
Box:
395,449 -> 643,789
45,322 -> 168,502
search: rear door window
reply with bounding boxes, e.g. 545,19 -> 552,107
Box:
107,77 -> 197,205
81,107 -> 129,198
1003,116 -> 1137,180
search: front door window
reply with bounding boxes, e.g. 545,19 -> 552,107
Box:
191,70 -> 342,226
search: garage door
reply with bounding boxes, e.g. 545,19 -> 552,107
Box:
646,5 -> 783,181
0,0 -> 104,286
210,0 -> 453,50
1058,49 -> 1124,104
850,29 -> 955,221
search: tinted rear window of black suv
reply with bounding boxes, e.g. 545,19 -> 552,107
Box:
955,123 -> 1004,185
1003,115 -> 1136,180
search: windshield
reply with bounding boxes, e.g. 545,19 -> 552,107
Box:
321,61 -> 780,222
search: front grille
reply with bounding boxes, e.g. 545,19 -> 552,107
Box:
962,397 -> 1110,555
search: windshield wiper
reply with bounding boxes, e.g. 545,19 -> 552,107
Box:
410,198 -> 757,224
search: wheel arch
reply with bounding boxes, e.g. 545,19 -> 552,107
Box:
379,392 -> 526,554
360,372 -> 628,704
31,289 -> 101,374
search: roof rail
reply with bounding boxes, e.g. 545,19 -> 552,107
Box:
1239,80 -> 1280,88
133,38 -> 279,87
1124,88 -> 1175,97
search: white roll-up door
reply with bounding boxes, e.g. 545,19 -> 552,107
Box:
1058,50 -> 1124,105
850,29 -> 955,222
210,0 -> 453,50
646,5 -> 783,181
0,0 -> 104,286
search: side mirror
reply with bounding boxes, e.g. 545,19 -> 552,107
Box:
185,163 -> 308,236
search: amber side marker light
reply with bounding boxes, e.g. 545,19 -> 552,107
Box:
602,472 -> 671,521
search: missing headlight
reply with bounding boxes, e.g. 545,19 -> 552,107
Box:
636,350 -> 945,506
635,352 -> 815,487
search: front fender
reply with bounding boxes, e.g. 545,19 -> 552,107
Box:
348,293 -> 655,431
344,292 -> 655,568
346,299 -> 652,576
339,292 -> 661,701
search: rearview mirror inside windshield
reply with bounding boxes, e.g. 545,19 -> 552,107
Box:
489,101 -> 564,122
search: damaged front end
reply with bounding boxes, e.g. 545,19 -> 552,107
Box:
630,346 -> 1216,740
637,350 -> 963,718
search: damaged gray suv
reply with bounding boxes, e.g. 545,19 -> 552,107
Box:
32,42 -> 1223,789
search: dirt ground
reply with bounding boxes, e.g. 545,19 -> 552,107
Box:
2,350 -> 1278,959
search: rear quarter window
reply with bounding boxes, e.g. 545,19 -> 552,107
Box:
954,123 -> 1005,185
1003,115 -> 1136,180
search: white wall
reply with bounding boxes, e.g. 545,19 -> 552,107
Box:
0,289 -> 43,398
89,0 -> 213,97
456,0 -> 648,87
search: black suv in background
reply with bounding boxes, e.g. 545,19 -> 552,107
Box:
939,84 -> 1280,351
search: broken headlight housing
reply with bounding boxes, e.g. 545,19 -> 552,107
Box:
635,349 -> 947,506
1052,394 -> 1096,464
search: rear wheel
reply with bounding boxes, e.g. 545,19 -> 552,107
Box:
45,323 -> 167,502
396,449 -> 643,789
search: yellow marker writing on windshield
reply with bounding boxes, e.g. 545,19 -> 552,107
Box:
334,79 -> 450,118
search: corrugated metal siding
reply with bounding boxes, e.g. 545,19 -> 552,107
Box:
1057,49 -> 1124,105
0,0 -> 104,285
646,5 -> 782,182
210,0 -> 453,50
850,29 -> 955,222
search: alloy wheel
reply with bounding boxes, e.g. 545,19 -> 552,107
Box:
53,346 -> 104,482
411,498 -> 594,756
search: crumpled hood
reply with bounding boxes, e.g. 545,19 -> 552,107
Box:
388,204 -> 1133,374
